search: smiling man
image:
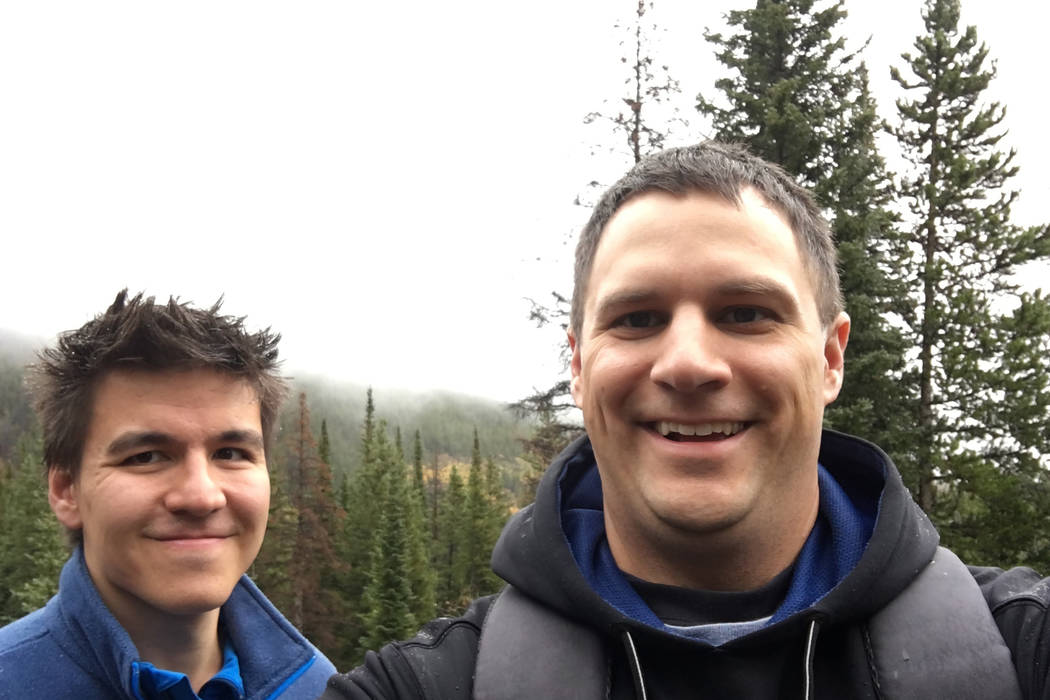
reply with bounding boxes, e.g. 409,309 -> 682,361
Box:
323,142 -> 1050,699
0,291 -> 334,699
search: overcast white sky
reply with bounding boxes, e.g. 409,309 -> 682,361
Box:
1,1 -> 1047,403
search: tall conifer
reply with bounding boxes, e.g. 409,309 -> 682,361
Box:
890,0 -> 1050,567
340,407 -> 392,662
274,393 -> 346,662
460,429 -> 488,599
357,421 -> 435,652
318,418 -> 331,466
250,459 -> 300,622
412,429 -> 426,511
435,465 -> 467,613
357,465 -> 416,652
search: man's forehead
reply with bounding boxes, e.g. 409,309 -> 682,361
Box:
89,367 -> 260,415
594,188 -> 796,264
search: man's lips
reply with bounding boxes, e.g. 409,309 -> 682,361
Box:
645,420 -> 752,442
148,533 -> 235,542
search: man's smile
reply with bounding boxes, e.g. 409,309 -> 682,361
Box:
651,420 -> 749,441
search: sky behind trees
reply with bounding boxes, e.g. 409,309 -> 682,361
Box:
1,0 -> 1047,402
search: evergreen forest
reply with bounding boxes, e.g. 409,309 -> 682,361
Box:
2,0 -> 1050,672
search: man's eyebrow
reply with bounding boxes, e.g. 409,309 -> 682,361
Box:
593,289 -> 663,318
105,429 -> 265,456
218,430 -> 265,450
594,278 -> 799,314
105,431 -> 175,457
711,277 -> 799,303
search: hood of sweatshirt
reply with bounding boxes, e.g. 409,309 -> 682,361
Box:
491,429 -> 939,650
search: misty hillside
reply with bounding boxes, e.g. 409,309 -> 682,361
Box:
283,374 -> 531,481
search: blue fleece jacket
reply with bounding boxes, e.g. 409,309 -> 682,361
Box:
0,547 -> 335,699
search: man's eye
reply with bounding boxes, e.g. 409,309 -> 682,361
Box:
121,451 -> 162,465
215,447 -> 249,461
723,307 -> 770,324
614,311 -> 665,329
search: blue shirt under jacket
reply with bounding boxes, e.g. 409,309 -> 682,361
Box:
0,547 -> 335,699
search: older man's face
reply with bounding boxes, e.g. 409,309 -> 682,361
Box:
570,187 -> 849,574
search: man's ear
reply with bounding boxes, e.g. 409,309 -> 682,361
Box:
568,330 -> 584,409
823,312 -> 851,406
48,468 -> 83,531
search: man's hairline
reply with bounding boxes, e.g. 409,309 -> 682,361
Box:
572,184 -> 834,341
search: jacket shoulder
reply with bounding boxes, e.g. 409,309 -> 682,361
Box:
970,564 -> 1050,698
320,595 -> 496,700
0,606 -> 49,654
225,575 -> 337,698
0,606 -> 113,698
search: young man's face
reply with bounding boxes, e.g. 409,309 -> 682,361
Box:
570,188 -> 849,576
49,368 -> 270,628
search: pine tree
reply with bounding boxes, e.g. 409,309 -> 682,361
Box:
699,0 -> 854,182
412,429 -> 426,512
361,388 -> 376,467
0,431 -> 67,625
318,418 -> 331,467
698,0 -> 912,457
339,405 -> 392,663
483,456 -> 506,532
481,456 -> 510,591
459,429 -> 488,599
393,429 -> 436,627
357,422 -> 435,652
249,461 -> 300,619
343,390 -> 385,597
357,467 -> 416,652
584,0 -> 682,163
279,393 -> 346,661
435,464 -> 467,613
890,0 -> 1050,568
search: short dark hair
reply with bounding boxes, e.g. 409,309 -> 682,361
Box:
570,141 -> 843,337
27,289 -> 288,478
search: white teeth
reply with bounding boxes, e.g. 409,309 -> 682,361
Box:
656,421 -> 744,437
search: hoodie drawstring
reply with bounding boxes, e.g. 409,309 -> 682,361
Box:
621,629 -> 648,700
802,617 -> 821,700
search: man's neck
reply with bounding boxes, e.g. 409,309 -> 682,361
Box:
119,605 -> 224,693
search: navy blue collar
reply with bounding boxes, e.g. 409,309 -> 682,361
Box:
132,636 -> 245,700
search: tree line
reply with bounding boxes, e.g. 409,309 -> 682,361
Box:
250,389 -> 513,668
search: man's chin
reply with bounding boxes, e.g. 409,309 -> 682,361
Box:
153,593 -> 235,618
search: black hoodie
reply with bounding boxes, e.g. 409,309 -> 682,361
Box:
321,431 -> 1050,699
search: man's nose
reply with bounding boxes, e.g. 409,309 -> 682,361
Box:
164,450 -> 227,515
649,310 -> 732,392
